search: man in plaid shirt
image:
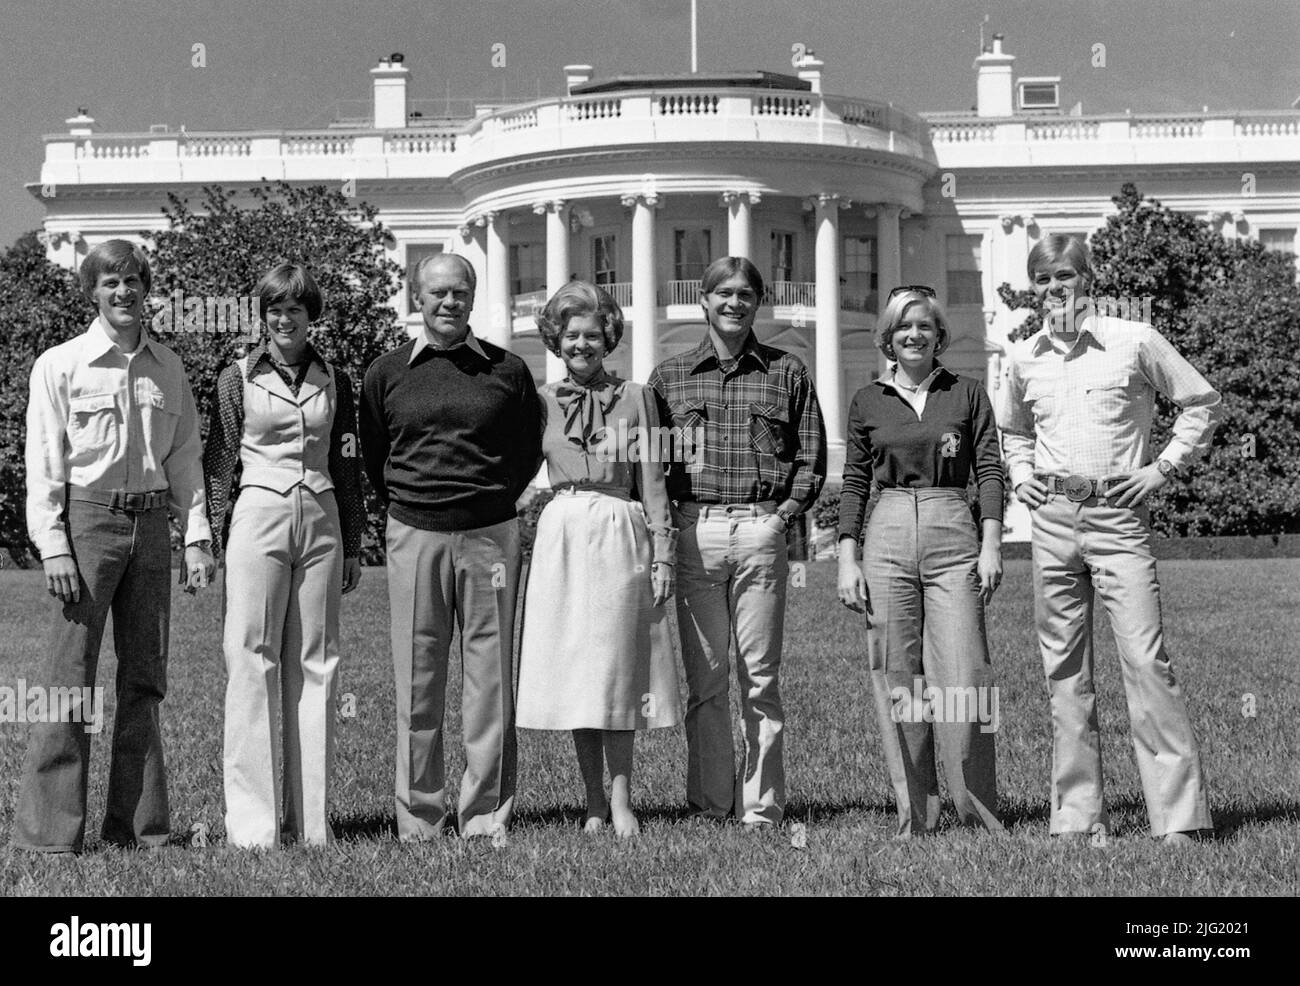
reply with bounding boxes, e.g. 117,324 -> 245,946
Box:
998,234 -> 1221,846
648,256 -> 826,829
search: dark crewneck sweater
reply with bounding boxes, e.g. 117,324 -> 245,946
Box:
359,334 -> 542,532
837,366 -> 1005,544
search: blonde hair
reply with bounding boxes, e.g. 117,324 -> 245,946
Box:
876,291 -> 950,358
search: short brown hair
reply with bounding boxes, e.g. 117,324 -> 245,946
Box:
79,239 -> 152,300
699,256 -> 764,299
1027,234 -> 1095,291
255,263 -> 324,321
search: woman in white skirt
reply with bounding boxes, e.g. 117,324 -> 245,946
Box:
516,281 -> 682,837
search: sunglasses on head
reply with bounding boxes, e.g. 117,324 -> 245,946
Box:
888,285 -> 937,300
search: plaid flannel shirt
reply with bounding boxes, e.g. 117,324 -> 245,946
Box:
647,332 -> 827,511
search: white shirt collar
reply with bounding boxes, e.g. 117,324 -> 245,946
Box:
85,316 -> 156,361
409,325 -> 488,364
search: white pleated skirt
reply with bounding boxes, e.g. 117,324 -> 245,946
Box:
516,488 -> 683,731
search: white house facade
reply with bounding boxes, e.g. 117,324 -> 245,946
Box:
29,38 -> 1300,537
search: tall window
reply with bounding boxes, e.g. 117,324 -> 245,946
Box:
593,234 -> 617,285
946,234 -> 983,306
405,244 -> 443,314
842,235 -> 877,312
674,228 -> 712,281
771,231 -> 795,283
1260,228 -> 1296,255
509,242 -> 545,296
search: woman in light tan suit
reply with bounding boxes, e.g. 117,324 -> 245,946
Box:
204,263 -> 363,848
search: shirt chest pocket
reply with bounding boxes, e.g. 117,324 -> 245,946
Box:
67,393 -> 120,453
137,382 -> 183,445
749,402 -> 790,456
670,398 -> 708,428
1083,374 -> 1131,424
1023,377 -> 1059,417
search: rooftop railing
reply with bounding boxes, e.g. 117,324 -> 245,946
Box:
925,109 -> 1300,143
45,86 -> 932,168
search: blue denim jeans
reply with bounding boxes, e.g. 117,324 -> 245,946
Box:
12,499 -> 172,852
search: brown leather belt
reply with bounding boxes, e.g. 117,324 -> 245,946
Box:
67,485 -> 168,512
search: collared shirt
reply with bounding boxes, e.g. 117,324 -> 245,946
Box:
408,326 -> 489,364
647,331 -> 827,510
25,317 -> 211,558
884,365 -> 943,418
359,326 -> 543,532
997,315 -> 1222,489
838,364 -> 1004,544
203,344 -> 365,557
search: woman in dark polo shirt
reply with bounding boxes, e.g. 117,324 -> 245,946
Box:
836,286 -> 1005,838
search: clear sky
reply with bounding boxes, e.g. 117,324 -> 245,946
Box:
4,0 -> 1297,246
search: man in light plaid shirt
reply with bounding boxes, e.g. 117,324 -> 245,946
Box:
648,256 -> 826,829
998,234 -> 1221,846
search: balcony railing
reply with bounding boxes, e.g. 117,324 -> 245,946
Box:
925,109 -> 1300,144
661,280 -> 701,306
768,281 -> 816,307
514,280 -> 889,319
46,85 -> 932,175
511,289 -> 548,320
605,282 -> 633,309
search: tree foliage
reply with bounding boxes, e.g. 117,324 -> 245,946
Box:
0,233 -> 94,565
997,183 -> 1300,536
146,182 -> 406,558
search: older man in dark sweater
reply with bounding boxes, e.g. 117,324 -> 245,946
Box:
360,253 -> 542,840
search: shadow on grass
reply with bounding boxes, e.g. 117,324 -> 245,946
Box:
994,795 -> 1300,841
1213,800 -> 1300,839
248,796 -> 1300,846
328,797 -> 902,839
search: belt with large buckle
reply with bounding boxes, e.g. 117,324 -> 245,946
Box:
67,485 -> 169,512
1036,474 -> 1126,503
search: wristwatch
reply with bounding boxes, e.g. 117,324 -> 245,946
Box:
1156,459 -> 1180,480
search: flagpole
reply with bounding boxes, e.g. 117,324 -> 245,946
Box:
691,0 -> 698,73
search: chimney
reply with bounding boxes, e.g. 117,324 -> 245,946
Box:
974,33 -> 1015,117
66,108 -> 96,136
796,50 -> 824,94
371,53 -> 409,129
565,64 -> 594,95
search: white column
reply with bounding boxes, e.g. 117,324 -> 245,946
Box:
451,222 -> 487,343
482,210 -> 511,349
625,192 -> 660,383
537,199 -> 569,382
999,213 -> 1032,292
721,190 -> 759,260
877,203 -> 903,297
876,204 -> 903,375
813,193 -> 846,472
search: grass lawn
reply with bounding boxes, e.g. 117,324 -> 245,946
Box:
0,559 -> 1297,896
